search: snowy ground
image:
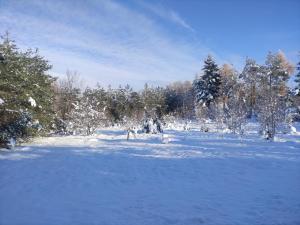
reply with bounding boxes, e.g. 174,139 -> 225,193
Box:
0,125 -> 300,225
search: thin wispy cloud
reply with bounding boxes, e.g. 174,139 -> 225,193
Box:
137,1 -> 194,31
0,0 -> 224,88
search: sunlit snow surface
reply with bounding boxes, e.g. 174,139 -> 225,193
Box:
0,125 -> 300,225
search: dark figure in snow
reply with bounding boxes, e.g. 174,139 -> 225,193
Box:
265,130 -> 273,140
127,127 -> 137,140
143,119 -> 150,133
154,118 -> 163,133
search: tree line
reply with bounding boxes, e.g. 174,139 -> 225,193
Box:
1,34 -> 300,147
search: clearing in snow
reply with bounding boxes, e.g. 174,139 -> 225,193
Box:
0,127 -> 300,225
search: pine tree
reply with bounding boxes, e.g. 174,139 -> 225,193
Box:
105,85 -> 130,123
0,33 -> 54,146
127,90 -> 144,123
141,84 -> 166,119
165,81 -> 194,118
193,55 -> 221,107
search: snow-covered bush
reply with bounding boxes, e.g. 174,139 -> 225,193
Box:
143,118 -> 163,134
225,85 -> 248,135
0,111 -> 33,148
68,88 -> 106,135
52,117 -> 68,135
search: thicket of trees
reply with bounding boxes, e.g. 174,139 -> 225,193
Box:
193,53 -> 297,139
1,35 -> 300,147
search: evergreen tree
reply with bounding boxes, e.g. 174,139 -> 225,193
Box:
0,33 -> 54,146
165,81 -> 194,118
105,85 -> 129,123
127,89 -> 144,123
193,55 -> 221,107
141,84 -> 166,119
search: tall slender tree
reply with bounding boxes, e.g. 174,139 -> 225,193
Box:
240,58 -> 260,117
256,51 -> 294,139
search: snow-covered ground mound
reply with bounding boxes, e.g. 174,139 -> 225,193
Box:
0,128 -> 299,225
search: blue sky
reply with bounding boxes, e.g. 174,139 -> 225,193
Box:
0,0 -> 299,88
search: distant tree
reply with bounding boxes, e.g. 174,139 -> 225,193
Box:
93,84 -> 109,118
127,89 -> 144,123
290,56 -> 300,121
68,87 -> 106,135
141,83 -> 166,119
193,55 -> 221,108
165,81 -> 194,118
225,83 -> 248,135
219,64 -> 238,114
113,85 -> 128,122
256,51 -> 294,140
105,85 -> 129,123
240,58 -> 261,117
193,55 -> 221,120
54,71 -> 81,121
105,86 -> 119,123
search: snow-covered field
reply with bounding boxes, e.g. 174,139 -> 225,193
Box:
0,125 -> 300,225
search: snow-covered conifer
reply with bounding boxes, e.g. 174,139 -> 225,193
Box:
0,33 -> 54,146
193,55 -> 221,107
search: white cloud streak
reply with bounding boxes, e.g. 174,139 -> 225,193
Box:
137,1 -> 194,31
0,0 -> 215,88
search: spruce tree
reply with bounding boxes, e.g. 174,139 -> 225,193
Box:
193,55 -> 221,107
